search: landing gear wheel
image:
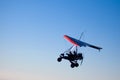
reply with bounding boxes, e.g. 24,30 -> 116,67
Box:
75,63 -> 79,67
57,57 -> 62,62
71,63 -> 75,68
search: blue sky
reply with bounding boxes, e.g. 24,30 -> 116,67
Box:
0,0 -> 120,80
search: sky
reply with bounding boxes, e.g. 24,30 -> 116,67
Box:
0,0 -> 120,80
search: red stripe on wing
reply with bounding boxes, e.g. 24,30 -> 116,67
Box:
64,35 -> 78,46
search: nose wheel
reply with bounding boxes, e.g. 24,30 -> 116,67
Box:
57,53 -> 64,62
70,62 -> 79,68
57,57 -> 62,62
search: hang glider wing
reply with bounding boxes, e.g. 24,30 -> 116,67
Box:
64,35 -> 102,51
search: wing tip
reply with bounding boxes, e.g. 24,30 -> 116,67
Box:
98,47 -> 102,52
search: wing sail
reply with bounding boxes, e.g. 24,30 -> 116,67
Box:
64,35 -> 102,51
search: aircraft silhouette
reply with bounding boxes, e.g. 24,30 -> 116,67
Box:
57,33 -> 102,68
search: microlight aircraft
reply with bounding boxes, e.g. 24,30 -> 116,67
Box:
57,33 -> 102,68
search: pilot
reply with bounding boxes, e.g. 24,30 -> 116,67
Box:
67,51 -> 73,56
77,53 -> 83,60
73,51 -> 77,57
67,51 -> 74,60
73,51 -> 83,60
